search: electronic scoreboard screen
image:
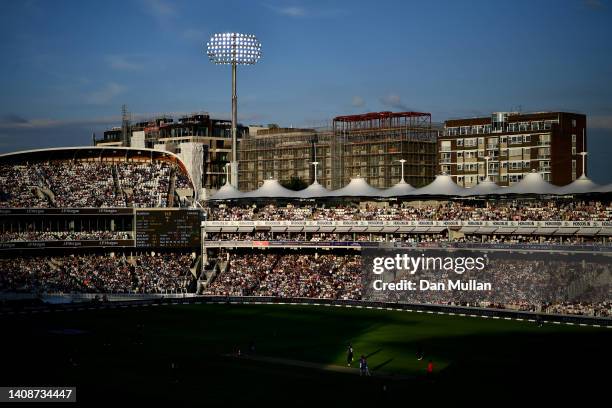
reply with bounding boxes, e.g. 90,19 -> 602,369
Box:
135,209 -> 201,248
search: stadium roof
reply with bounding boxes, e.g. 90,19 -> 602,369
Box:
206,172 -> 609,201
596,183 -> 612,193
556,175 -> 600,195
382,180 -> 415,197
502,171 -> 558,195
460,179 -> 501,196
210,182 -> 244,200
329,177 -> 382,197
296,181 -> 331,198
244,179 -> 295,199
409,174 -> 465,196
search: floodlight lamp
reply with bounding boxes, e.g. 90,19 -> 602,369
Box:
206,32 -> 262,65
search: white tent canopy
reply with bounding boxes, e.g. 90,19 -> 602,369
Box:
243,179 -> 295,199
207,173 -> 608,201
210,182 -> 244,200
329,177 -> 382,197
596,183 -> 612,193
296,181 -> 331,198
382,180 -> 415,197
556,175 -> 600,195
460,179 -> 501,196
410,174 -> 465,196
501,171 -> 559,195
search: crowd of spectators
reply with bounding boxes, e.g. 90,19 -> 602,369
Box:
206,200 -> 611,222
117,162 -> 171,207
203,253 -> 610,317
42,162 -> 121,207
0,160 -> 190,208
369,257 -> 611,317
174,170 -> 193,190
0,253 -> 193,294
204,254 -> 362,300
0,231 -> 131,242
0,164 -> 50,208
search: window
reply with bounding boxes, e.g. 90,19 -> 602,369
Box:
464,138 -> 477,147
572,147 -> 577,155
572,134 -> 576,143
509,135 -> 523,145
572,119 -> 576,127
456,139 -> 464,147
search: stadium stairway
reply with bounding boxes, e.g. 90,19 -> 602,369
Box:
167,167 -> 176,207
111,165 -> 127,204
190,255 -> 201,279
197,258 -> 220,294
36,186 -> 55,206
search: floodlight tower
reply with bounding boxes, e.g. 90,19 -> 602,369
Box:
206,32 -> 262,188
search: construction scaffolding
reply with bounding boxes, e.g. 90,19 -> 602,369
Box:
238,112 -> 438,191
332,111 -> 437,189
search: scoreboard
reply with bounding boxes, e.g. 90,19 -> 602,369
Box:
135,209 -> 201,248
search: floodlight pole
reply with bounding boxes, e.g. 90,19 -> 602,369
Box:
224,162 -> 231,185
579,128 -> 587,177
397,159 -> 406,183
311,161 -> 319,183
484,156 -> 491,181
231,61 -> 238,188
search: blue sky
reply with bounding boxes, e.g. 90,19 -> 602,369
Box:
0,0 -> 611,182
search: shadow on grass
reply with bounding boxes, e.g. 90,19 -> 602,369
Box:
1,303 -> 610,403
372,358 -> 394,371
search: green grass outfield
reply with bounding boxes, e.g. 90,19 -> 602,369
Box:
1,303 -> 610,405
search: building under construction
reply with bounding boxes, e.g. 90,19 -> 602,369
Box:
238,111 -> 438,191
94,110 -> 250,194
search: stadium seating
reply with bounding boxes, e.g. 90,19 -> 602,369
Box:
0,253 -> 193,294
0,160 -> 192,208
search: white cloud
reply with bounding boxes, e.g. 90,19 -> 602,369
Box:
86,83 -> 126,105
351,96 -> 365,108
264,3 -> 345,18
106,55 -> 144,71
379,94 -> 411,111
141,0 -> 176,19
276,6 -> 306,17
